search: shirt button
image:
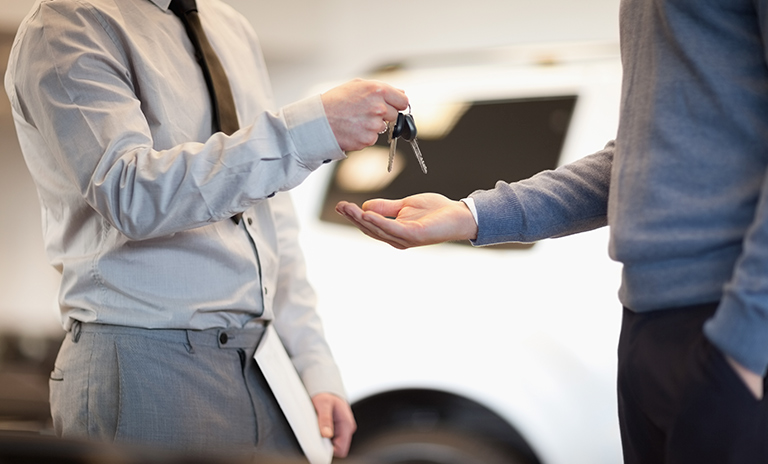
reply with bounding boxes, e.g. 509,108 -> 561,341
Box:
219,332 -> 228,345
264,287 -> 268,295
247,217 -> 253,225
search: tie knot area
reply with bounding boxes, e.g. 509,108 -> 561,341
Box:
169,0 -> 198,17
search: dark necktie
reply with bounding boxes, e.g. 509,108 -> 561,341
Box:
170,0 -> 242,223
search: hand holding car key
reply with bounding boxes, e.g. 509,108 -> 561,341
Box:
387,105 -> 427,174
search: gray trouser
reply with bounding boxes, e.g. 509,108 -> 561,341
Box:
49,322 -> 302,458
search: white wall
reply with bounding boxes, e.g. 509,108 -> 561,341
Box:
235,0 -> 621,105
0,1 -> 620,335
0,0 -> 620,104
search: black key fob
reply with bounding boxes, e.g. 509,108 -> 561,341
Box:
392,112 -> 417,141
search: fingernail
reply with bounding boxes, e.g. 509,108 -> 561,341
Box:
322,426 -> 333,437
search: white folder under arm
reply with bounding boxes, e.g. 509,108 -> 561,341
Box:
254,325 -> 334,464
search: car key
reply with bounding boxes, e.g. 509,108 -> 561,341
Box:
387,119 -> 398,173
387,106 -> 428,174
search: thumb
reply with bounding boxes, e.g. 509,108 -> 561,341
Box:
313,395 -> 334,438
361,198 -> 404,218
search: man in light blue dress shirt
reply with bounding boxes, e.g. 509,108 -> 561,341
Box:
4,0 -> 408,459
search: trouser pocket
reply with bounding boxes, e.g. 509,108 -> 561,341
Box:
667,337 -> 767,464
48,336 -> 91,438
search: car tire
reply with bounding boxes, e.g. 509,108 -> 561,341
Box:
349,428 -> 534,464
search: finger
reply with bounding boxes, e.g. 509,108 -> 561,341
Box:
356,130 -> 381,150
335,201 -> 366,223
380,85 -> 409,112
726,355 -> 764,400
335,204 -> 376,232
340,211 -> 408,249
361,198 -> 405,217
313,397 -> 335,439
332,417 -> 356,457
337,205 -> 410,249
330,401 -> 356,458
336,201 -> 413,248
365,116 -> 387,136
335,201 -> 357,215
361,210 -> 414,238
382,105 -> 401,123
357,213 -> 413,249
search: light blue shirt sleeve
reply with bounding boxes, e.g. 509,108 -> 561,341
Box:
5,0 -> 345,397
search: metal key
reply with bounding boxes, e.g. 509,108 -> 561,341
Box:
387,119 -> 398,172
387,106 -> 427,174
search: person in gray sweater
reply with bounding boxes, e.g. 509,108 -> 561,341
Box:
336,1 -> 768,462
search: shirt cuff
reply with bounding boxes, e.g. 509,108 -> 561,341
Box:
300,363 -> 348,401
282,95 -> 346,170
460,197 -> 479,225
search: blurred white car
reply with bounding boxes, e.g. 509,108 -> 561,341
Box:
291,42 -> 625,464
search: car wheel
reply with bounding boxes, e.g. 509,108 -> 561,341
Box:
349,428 -> 534,464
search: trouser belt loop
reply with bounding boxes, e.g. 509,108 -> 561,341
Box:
184,329 -> 196,354
71,320 -> 82,343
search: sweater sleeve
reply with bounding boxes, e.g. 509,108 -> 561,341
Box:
704,168 -> 768,375
702,3 -> 768,376
469,141 -> 614,246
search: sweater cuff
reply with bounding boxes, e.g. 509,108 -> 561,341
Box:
704,295 -> 768,376
282,95 -> 346,170
468,185 -> 525,246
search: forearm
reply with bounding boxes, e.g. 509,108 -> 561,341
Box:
84,97 -> 341,239
471,142 -> 614,245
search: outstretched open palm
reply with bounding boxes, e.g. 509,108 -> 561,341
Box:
335,193 -> 477,250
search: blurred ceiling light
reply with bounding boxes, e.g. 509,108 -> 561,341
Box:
412,101 -> 469,140
336,146 -> 405,192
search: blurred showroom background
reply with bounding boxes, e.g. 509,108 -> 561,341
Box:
0,0 -> 621,339
0,1 -> 622,461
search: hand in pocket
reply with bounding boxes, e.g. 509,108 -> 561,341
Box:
725,355 -> 763,400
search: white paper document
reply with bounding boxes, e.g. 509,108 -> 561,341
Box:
254,325 -> 334,464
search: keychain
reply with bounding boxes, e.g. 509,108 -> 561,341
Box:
387,105 -> 427,174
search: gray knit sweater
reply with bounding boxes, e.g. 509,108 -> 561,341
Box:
470,0 -> 768,375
